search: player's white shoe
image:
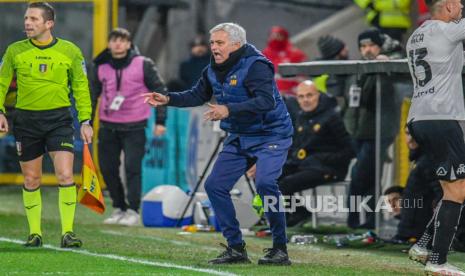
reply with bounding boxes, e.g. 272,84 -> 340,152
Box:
103,208 -> 125,224
409,244 -> 430,265
424,262 -> 465,276
118,209 -> 140,226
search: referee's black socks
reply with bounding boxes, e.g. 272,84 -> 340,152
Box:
430,200 -> 463,265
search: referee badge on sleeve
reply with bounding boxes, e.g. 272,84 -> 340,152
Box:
81,61 -> 87,76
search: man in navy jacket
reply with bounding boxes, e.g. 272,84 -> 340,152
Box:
143,22 -> 293,265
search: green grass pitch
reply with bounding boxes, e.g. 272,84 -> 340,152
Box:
0,186 -> 463,275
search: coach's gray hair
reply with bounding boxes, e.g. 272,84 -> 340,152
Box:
209,23 -> 247,46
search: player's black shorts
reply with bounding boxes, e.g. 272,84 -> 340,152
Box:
12,107 -> 75,162
407,120 -> 465,182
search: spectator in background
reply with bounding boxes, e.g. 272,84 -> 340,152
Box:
317,35 -> 349,100
416,0 -> 430,26
383,186 -> 404,219
344,29 -> 402,229
92,28 -> 168,226
278,80 -> 354,226
179,35 -> 210,89
354,0 -> 412,41
317,35 -> 349,62
263,26 -> 307,96
387,127 -> 441,244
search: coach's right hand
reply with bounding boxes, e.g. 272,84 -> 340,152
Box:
142,92 -> 169,107
0,113 -> 8,133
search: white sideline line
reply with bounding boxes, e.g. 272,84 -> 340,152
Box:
0,237 -> 238,276
101,230 -> 220,252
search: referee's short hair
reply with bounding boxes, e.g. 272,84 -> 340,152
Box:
108,28 -> 132,41
28,2 -> 55,22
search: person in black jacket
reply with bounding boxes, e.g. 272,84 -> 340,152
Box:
344,29 -> 402,229
392,127 -> 441,242
279,80 -> 354,226
316,35 -> 349,100
178,35 -> 210,89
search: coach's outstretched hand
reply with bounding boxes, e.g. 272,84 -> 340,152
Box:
0,114 -> 8,133
80,124 -> 93,144
142,92 -> 169,107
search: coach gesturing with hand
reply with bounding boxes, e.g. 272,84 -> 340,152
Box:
143,22 -> 293,266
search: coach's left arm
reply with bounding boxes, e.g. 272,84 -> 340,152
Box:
226,61 -> 275,116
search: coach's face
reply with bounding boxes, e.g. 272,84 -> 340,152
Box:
210,30 -> 241,64
24,8 -> 53,39
447,0 -> 463,21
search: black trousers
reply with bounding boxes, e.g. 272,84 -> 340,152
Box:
98,127 -> 146,211
279,164 -> 339,218
279,164 -> 336,196
397,189 -> 438,239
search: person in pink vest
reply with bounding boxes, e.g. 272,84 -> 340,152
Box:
91,28 -> 167,226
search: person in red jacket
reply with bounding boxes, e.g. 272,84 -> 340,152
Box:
263,26 -> 307,96
417,0 -> 430,26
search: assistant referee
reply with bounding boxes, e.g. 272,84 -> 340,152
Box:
0,2 -> 93,248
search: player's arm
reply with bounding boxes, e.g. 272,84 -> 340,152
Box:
69,47 -> 93,143
0,47 -> 14,132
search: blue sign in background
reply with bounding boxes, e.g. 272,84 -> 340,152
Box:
142,107 -> 190,194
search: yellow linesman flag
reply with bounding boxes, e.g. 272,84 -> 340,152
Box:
78,143 -> 105,214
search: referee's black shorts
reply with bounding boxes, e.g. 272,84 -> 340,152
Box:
12,107 -> 75,162
408,120 -> 465,182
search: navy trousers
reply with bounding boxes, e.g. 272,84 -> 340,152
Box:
204,137 -> 291,247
